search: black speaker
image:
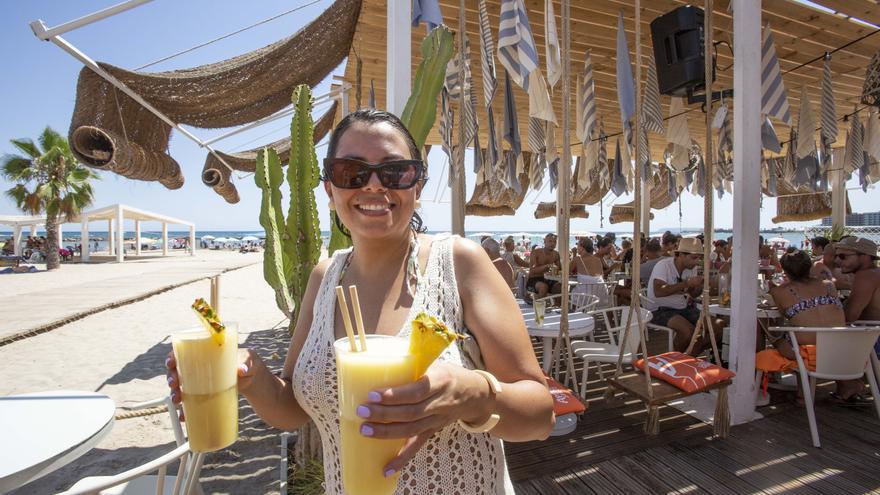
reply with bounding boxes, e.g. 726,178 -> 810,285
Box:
650,6 -> 706,96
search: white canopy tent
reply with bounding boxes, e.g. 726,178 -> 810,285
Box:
79,204 -> 195,263
0,214 -> 72,257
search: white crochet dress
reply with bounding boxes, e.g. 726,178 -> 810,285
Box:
292,235 -> 515,494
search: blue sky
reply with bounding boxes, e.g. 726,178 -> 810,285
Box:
1,1 -> 874,233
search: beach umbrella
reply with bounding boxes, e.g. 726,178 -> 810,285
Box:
571,230 -> 597,238
511,232 -> 535,238
768,236 -> 790,245
467,232 -> 495,238
200,235 -> 215,241
212,237 -> 230,243
241,235 -> 260,242
138,237 -> 158,244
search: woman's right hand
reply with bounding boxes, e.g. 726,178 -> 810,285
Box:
165,348 -> 257,421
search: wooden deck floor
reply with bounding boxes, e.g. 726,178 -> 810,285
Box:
507,323 -> 880,494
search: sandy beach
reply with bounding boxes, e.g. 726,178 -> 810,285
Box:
0,251 -> 294,494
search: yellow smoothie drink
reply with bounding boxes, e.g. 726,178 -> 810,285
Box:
172,324 -> 239,452
334,335 -> 416,495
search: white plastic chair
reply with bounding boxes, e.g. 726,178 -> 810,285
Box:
768,326 -> 880,448
852,320 -> 880,388
59,396 -> 205,495
638,289 -> 675,352
574,282 -> 618,309
570,306 -> 652,399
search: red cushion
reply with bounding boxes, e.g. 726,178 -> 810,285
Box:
545,375 -> 586,415
633,352 -> 736,393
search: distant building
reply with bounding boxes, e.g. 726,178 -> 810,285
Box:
820,211 -> 880,226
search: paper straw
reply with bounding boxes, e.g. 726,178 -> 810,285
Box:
348,285 -> 368,352
335,286 -> 358,352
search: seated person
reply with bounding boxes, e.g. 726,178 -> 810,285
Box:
647,238 -> 722,355
768,249 -> 865,404
527,233 -> 561,300
639,239 -> 663,285
482,238 -> 514,288
660,231 -> 678,257
1,238 -> 13,255
595,237 -> 618,279
501,236 -> 529,269
573,237 -> 609,305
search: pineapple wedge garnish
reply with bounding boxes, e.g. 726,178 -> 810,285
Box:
409,312 -> 462,377
192,298 -> 226,346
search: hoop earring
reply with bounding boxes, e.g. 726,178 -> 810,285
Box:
329,201 -> 335,211
414,199 -> 422,210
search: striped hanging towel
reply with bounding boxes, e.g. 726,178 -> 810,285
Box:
576,50 -> 597,147
544,0 -> 562,88
528,71 -> 557,123
497,0 -> 539,90
616,11 -> 637,141
643,54 -> 665,134
761,24 -> 792,125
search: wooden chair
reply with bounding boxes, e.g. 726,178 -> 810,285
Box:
768,326 -> 880,447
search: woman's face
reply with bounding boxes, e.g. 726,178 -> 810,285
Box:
324,121 -> 421,240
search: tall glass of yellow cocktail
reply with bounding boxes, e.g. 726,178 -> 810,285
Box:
334,335 -> 416,495
172,322 -> 239,452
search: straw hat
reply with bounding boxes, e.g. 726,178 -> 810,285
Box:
675,237 -> 704,255
833,237 -> 879,259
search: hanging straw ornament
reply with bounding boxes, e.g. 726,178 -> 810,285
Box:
861,50 -> 880,108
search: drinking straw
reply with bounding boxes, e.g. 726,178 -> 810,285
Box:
335,286 -> 358,352
348,285 -> 368,352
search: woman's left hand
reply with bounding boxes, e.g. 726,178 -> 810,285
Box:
356,362 -> 493,477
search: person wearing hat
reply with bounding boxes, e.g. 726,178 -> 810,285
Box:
646,237 -> 723,355
835,237 -> 880,323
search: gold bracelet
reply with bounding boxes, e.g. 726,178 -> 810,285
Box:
457,370 -> 502,434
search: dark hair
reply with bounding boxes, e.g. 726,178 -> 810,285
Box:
604,232 -> 616,241
645,239 -> 662,252
661,231 -> 677,246
325,108 -> 426,235
578,237 -> 594,253
811,236 -> 830,249
780,249 -> 813,282
597,237 -> 612,249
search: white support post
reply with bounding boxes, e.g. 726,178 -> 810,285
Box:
29,0 -> 153,40
108,219 -> 114,255
80,219 -> 90,262
162,223 -> 168,256
386,0 -> 411,114
729,0 -> 761,425
189,226 -> 196,256
135,220 -> 141,256
830,152 -> 847,231
116,204 -> 124,263
641,176 -> 651,235
56,222 -> 63,250
13,226 -> 22,257
30,224 -> 37,238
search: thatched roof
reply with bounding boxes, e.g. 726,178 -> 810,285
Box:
68,0 -> 361,189
534,202 -> 588,220
466,151 -> 533,216
201,101 -> 338,203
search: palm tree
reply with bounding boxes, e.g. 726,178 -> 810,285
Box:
2,127 -> 98,270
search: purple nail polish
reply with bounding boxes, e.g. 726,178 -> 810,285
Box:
356,405 -> 371,418
384,469 -> 396,478
167,375 -> 174,386
165,357 -> 172,368
239,363 -> 249,374
368,391 -> 382,403
360,424 -> 374,436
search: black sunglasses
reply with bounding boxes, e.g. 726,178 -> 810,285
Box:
322,158 -> 425,190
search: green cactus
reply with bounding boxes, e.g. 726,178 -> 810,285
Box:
327,211 -> 352,256
401,25 -> 455,149
254,147 -> 295,317
255,85 -> 322,325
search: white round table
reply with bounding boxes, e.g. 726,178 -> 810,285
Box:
520,302 -> 595,374
0,390 -> 115,492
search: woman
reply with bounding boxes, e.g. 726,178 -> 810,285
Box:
167,109 -> 553,494
767,250 -> 862,403
573,237 -> 610,306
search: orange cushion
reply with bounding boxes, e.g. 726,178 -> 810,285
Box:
755,346 -> 816,373
545,375 -> 586,415
633,352 -> 736,393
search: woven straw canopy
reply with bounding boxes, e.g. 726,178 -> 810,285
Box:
534,202 -> 587,220
466,150 -> 533,216
201,101 -> 338,204
68,0 -> 361,189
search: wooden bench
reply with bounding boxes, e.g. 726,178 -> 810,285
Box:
0,256 -> 22,268
607,374 -> 732,437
